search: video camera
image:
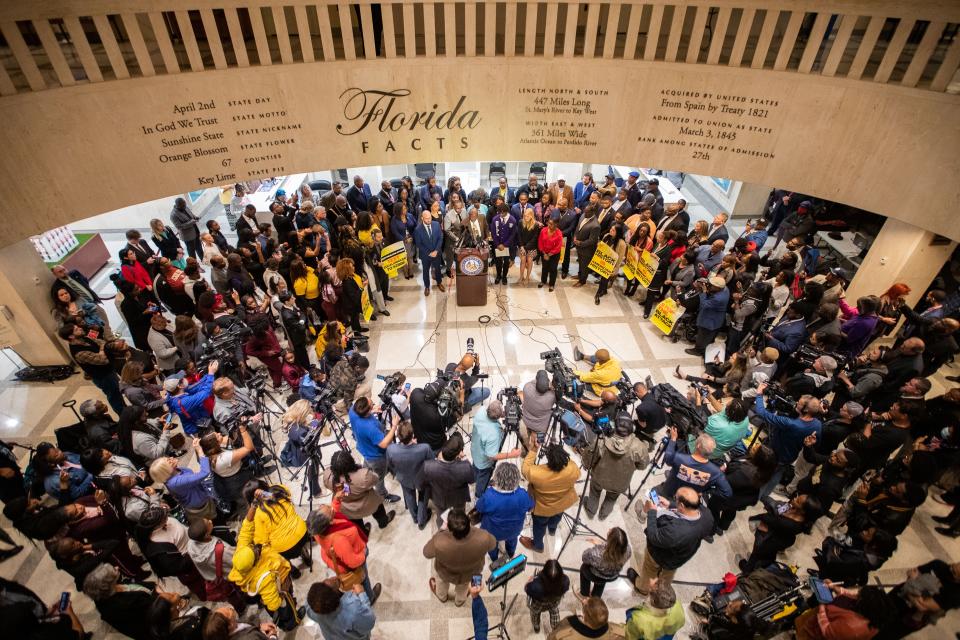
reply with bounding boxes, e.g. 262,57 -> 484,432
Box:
648,378 -> 707,441
497,386 -> 522,431
376,372 -> 403,405
790,344 -> 848,373
434,369 -> 463,419
540,348 -> 580,400
764,382 -> 797,416
196,323 -> 253,370
614,372 -> 639,409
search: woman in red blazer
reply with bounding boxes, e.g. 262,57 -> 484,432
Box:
537,217 -> 564,292
120,248 -> 154,291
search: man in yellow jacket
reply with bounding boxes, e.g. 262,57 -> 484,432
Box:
229,508 -> 304,631
572,348 -> 622,396
519,434 -> 581,553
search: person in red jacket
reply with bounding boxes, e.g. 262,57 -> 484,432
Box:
120,248 -> 154,292
307,497 -> 382,605
243,315 -> 284,388
538,217 -> 564,291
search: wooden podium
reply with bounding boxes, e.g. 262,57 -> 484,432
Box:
455,248 -> 488,306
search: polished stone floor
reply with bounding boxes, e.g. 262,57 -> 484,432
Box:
1,264 -> 959,639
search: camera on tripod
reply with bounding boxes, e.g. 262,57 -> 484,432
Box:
540,348 -> 580,399
497,386 -> 522,431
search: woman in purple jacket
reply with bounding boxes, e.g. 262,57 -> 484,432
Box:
490,204 -> 518,285
838,294 -> 881,358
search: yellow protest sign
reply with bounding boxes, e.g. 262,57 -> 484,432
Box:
635,250 -> 660,288
587,242 -> 618,279
650,297 -> 685,334
380,241 -> 407,278
361,286 -> 375,321
622,247 -> 640,281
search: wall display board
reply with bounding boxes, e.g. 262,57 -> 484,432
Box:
0,58 -> 957,246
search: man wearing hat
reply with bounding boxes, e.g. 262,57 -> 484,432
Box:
685,277 -> 730,357
638,175 -> 665,222
164,360 -> 218,435
772,199 -> 816,249
745,346 -> 780,381
548,175 -> 574,209
597,172 -> 618,199
784,355 -> 838,399
624,170 -> 644,208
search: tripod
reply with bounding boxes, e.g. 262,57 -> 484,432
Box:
251,386 -> 285,484
555,426 -> 605,560
624,436 -> 669,509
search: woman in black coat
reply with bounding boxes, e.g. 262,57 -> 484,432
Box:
708,445 -> 777,534
740,493 -> 822,573
117,280 -> 157,351
82,562 -> 158,639
150,219 -> 183,260
641,230 -> 679,318
335,257 -> 366,333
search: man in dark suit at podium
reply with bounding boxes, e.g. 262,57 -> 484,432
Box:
463,207 -> 489,249
414,210 -> 445,296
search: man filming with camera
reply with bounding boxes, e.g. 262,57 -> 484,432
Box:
349,396 -> 402,504
329,353 -> 371,417
410,382 -> 452,453
752,383 -> 823,498
579,411 -> 649,520
469,399 -> 521,497
164,360 -> 219,435
572,348 -> 622,397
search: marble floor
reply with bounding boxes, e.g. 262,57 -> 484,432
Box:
1,265 -> 959,639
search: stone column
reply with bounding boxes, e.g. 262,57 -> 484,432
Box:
845,217 -> 956,308
730,181 -> 771,220
0,240 -> 71,365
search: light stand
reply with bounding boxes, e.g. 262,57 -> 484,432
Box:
555,427 -> 605,560
250,386 -> 285,485
482,580 -> 518,640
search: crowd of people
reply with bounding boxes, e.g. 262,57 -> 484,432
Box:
0,173 -> 957,640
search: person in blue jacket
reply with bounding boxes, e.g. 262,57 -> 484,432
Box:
490,204 -> 518,285
686,277 -> 730,357
764,302 -> 808,356
413,209 -> 444,296
163,360 -> 218,435
476,463 -> 534,568
752,382 -> 823,498
573,173 -> 597,211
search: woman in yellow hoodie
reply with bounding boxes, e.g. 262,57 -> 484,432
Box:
229,504 -> 304,631
241,481 -> 312,578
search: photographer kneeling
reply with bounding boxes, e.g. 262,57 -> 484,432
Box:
578,412 -> 649,520
572,390 -> 621,448
443,353 -> 490,412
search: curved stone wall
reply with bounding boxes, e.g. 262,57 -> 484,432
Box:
0,1 -> 957,244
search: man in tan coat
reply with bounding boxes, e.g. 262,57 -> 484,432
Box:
519,435 -> 580,553
548,176 -> 575,209
423,508 -> 495,606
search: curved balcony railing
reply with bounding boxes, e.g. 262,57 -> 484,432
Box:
0,1 -> 957,96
